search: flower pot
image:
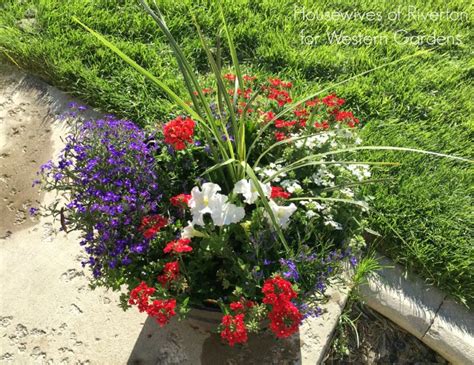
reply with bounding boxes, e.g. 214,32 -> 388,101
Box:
186,305 -> 222,333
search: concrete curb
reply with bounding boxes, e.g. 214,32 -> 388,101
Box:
359,256 -> 474,364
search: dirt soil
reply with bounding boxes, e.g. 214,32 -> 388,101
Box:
324,301 -> 449,364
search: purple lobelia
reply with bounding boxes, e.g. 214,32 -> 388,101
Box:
38,115 -> 165,278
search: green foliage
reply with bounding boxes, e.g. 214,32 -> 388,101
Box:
1,0 -> 472,305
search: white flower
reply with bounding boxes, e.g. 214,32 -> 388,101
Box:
188,182 -> 226,226
212,201 -> 245,226
306,210 -> 317,219
233,179 -> 271,204
340,188 -> 354,198
346,164 -> 371,181
324,219 -> 343,230
181,222 -> 206,239
280,179 -> 302,193
188,182 -> 245,227
338,129 -> 354,139
257,162 -> 286,183
266,200 -> 297,228
314,202 -> 326,211
312,166 -> 335,187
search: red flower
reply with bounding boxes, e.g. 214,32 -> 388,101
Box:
298,119 -> 308,128
306,98 -> 320,107
271,186 -> 291,199
170,193 -> 191,208
268,301 -> 302,338
267,88 -> 292,107
163,238 -> 193,254
230,299 -> 255,314
294,109 -> 308,117
262,111 -> 275,123
332,110 -> 360,127
192,88 -> 213,96
157,261 -> 180,286
220,314 -> 248,346
268,77 -> 282,87
163,116 -> 195,150
322,94 -> 345,108
268,78 -> 292,89
274,119 -> 297,129
314,121 -> 330,130
230,301 -> 245,313
129,281 -> 156,313
262,276 -> 297,305
139,214 -> 168,239
237,88 -> 253,99
224,73 -> 236,82
243,74 -> 257,82
146,298 -> 177,327
274,131 -> 287,141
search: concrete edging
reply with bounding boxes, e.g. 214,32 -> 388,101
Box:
359,255 -> 474,364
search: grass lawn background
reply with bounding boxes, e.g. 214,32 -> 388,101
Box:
1,0 -> 472,306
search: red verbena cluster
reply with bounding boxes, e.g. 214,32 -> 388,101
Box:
128,281 -> 176,326
262,276 -> 302,338
220,313 -> 248,346
146,298 -> 177,327
268,301 -> 302,338
219,298 -> 256,346
211,74 -> 360,142
163,238 -> 193,254
265,78 -> 293,107
262,276 -> 297,304
157,261 -> 180,287
163,116 -> 195,150
129,281 -> 156,313
139,214 -> 168,239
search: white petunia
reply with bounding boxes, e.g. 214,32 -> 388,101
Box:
266,200 -> 297,228
188,182 -> 226,226
233,179 -> 271,204
212,201 -> 246,226
188,182 -> 246,227
181,222 -> 206,239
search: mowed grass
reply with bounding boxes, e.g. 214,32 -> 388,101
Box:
1,0 -> 472,305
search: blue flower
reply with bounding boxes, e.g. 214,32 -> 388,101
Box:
280,258 -> 299,281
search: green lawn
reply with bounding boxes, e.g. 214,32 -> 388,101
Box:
1,0 -> 472,306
